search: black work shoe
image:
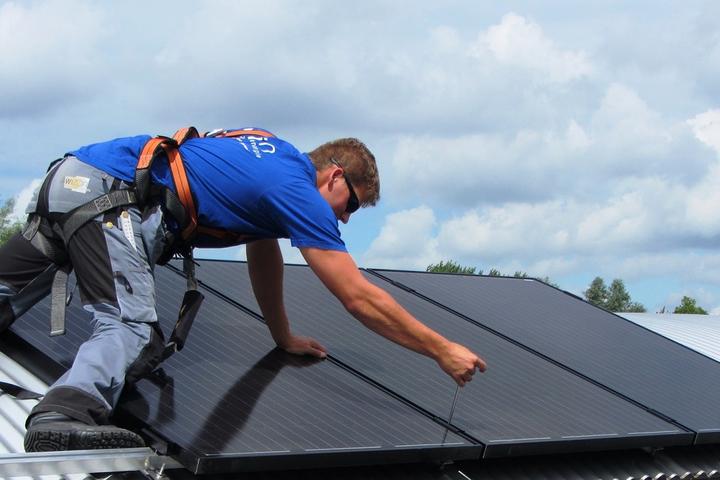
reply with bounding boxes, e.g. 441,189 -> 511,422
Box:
24,412 -> 145,452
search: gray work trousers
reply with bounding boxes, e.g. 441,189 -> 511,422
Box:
0,156 -> 166,425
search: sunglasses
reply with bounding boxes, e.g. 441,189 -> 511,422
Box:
329,158 -> 360,214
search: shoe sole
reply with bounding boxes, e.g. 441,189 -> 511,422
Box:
24,424 -> 145,452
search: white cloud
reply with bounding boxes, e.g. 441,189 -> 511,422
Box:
615,252 -> 720,285
436,202 -> 573,260
0,0 -> 107,117
386,83 -> 714,210
364,173 -> 720,281
11,178 -> 42,222
685,164 -> 720,235
589,83 -> 673,161
363,206 -> 439,269
429,26 -> 462,52
687,109 -> 720,154
470,13 -> 593,83
278,239 -> 307,265
229,239 -> 305,265
233,246 -> 247,262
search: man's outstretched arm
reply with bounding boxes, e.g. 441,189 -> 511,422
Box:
300,247 -> 486,385
246,239 -> 327,358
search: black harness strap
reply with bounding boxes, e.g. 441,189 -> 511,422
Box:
161,253 -> 203,361
0,381 -> 43,400
59,189 -> 137,244
27,186 -> 138,338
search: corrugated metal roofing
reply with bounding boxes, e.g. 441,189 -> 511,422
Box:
0,350 -> 86,480
619,313 -> 720,363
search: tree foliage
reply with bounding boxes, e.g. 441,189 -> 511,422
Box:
536,276 -> 559,288
426,260 -> 476,275
584,276 -> 646,312
584,277 -> 608,308
425,260 -> 557,286
0,198 -> 22,246
605,279 -> 631,312
673,296 -> 708,315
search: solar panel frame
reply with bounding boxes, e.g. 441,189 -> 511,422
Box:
187,260 -> 692,457
369,268 -> 720,444
8,267 -> 480,474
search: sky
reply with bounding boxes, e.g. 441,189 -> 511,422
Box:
1,0 -> 719,314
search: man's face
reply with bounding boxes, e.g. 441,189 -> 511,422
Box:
320,167 -> 363,224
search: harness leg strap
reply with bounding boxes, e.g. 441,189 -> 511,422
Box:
161,251 -> 204,361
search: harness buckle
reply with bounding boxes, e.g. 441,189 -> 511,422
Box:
93,194 -> 113,213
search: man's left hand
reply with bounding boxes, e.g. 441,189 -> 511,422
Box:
280,335 -> 328,359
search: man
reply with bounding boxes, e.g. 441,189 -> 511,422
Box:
0,127 -> 486,452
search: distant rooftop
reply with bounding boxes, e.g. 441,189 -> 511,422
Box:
619,312 -> 720,363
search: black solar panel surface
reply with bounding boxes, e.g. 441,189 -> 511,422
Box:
191,260 -> 690,456
371,270 -> 720,443
10,267 -> 476,474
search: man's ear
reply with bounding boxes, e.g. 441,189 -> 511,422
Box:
331,166 -> 344,180
328,167 -> 343,190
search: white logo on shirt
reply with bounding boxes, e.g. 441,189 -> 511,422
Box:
235,135 -> 276,158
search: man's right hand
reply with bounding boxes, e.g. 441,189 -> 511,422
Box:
437,342 -> 487,386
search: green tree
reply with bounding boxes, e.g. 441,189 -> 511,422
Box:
536,276 -> 560,288
625,301 -> 647,313
673,296 -> 708,315
585,276 -> 646,312
584,277 -> 608,308
606,279 -> 631,312
424,261 -> 557,287
426,260 -> 476,275
0,198 -> 22,246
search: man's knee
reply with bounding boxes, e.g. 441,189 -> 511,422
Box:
125,323 -> 165,385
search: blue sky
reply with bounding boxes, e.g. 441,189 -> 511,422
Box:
1,0 -> 719,314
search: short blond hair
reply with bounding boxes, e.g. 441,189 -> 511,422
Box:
308,138 -> 380,207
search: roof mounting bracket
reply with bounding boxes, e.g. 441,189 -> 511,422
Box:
0,448 -> 183,477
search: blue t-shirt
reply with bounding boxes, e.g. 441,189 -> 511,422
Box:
70,130 -> 346,251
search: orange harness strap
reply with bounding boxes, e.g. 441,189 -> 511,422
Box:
166,127 -> 200,240
136,126 -> 276,244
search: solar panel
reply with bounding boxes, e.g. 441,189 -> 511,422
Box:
9,267 -> 477,474
370,269 -> 720,444
189,260 -> 691,457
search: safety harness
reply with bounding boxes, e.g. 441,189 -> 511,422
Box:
29,126 -> 276,363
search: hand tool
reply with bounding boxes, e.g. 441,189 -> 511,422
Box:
441,384 -> 461,444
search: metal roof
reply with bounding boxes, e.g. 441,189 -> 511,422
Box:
619,313 -> 720,363
0,350 -> 86,480
0,347 -> 180,479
